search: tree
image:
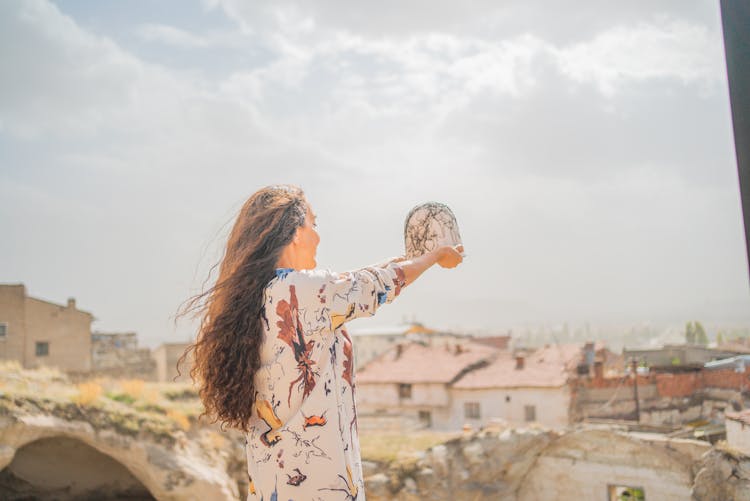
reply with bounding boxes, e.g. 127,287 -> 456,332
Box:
685,321 -> 696,344
695,321 -> 708,346
717,332 -> 725,346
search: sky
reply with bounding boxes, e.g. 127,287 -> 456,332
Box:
1,0 -> 749,348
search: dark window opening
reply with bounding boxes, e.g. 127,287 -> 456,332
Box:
524,405 -> 536,422
464,402 -> 480,419
398,383 -> 412,399
418,410 -> 432,427
35,342 -> 49,357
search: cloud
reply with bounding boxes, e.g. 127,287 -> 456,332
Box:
136,23 -> 211,48
556,20 -> 724,97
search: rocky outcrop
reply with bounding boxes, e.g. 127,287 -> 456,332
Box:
365,425 -> 712,501
365,426 -> 558,500
692,446 -> 750,501
0,394 -> 239,501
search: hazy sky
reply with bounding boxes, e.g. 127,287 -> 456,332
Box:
1,0 -> 748,347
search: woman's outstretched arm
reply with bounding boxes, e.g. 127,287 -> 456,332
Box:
398,244 -> 464,287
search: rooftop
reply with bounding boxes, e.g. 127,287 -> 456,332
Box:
357,341 -> 497,384
452,343 -> 584,390
349,323 -> 438,337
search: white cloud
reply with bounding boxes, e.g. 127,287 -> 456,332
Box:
136,23 -> 211,48
556,20 -> 724,96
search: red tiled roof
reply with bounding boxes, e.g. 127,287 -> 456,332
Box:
451,343 -> 584,389
726,409 -> 750,426
356,341 -> 498,384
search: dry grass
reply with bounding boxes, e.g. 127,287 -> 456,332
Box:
167,409 -> 191,431
203,430 -> 228,450
74,382 -> 103,406
359,430 -> 461,463
119,379 -> 145,400
0,364 -> 208,437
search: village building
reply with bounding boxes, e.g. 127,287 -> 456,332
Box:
91,331 -> 156,379
349,322 -> 468,367
450,344 -> 586,429
725,409 -> 750,455
0,284 -> 92,373
152,342 -> 193,383
355,340 -> 498,430
624,344 -> 745,372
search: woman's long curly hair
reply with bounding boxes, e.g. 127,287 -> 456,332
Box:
177,185 -> 308,432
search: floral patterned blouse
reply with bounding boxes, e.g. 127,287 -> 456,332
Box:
245,262 -> 406,501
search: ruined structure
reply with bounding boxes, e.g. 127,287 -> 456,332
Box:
361,425 -> 747,500
0,284 -> 92,372
152,343 -> 193,384
0,394 -> 240,500
92,331 -> 156,380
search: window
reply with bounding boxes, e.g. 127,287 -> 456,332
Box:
608,485 -> 645,501
398,383 -> 412,399
418,410 -> 432,428
36,342 -> 49,357
464,402 -> 481,419
0,323 -> 7,338
524,405 -> 536,422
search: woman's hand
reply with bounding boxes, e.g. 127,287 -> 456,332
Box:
436,244 -> 464,269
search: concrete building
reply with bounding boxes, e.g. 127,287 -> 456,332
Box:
349,322 -> 473,367
0,284 -> 92,372
356,340 -> 498,429
624,345 -> 746,371
349,323 -> 449,367
152,343 -> 193,383
725,409 -> 750,456
450,344 -> 585,429
91,331 -> 156,379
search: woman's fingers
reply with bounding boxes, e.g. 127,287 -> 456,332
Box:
437,245 -> 464,268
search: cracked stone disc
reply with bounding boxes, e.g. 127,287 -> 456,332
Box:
404,202 -> 462,259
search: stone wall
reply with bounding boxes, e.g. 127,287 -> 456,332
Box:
692,445 -> 750,500
0,286 -> 92,372
363,425 -> 711,501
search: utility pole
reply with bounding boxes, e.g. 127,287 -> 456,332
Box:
631,358 -> 641,423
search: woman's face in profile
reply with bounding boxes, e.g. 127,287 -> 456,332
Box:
295,204 -> 320,269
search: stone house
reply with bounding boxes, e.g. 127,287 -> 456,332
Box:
355,340 -> 499,429
725,409 -> 750,455
624,344 -> 746,371
91,331 -> 156,379
450,344 -> 585,429
152,342 -> 193,383
349,322 -> 468,368
0,284 -> 92,372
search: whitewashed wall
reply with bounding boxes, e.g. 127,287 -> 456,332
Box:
726,418 -> 750,456
448,387 -> 571,430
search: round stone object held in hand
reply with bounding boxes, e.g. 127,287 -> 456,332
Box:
404,202 -> 463,259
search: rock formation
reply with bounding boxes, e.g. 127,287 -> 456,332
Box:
0,394 -> 240,500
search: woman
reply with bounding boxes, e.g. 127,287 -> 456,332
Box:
180,185 -> 463,500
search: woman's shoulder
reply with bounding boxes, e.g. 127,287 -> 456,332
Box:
268,267 -> 340,290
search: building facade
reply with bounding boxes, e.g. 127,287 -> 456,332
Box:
725,410 -> 750,456
91,331 -> 156,379
355,340 -> 499,430
0,284 -> 92,372
152,342 -> 193,383
449,344 -> 585,429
